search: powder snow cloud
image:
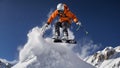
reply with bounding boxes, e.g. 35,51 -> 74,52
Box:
12,26 -> 95,68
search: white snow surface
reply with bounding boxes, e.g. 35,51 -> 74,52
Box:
12,26 -> 95,68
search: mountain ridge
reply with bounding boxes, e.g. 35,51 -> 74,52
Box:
85,46 -> 120,68
0,58 -> 13,68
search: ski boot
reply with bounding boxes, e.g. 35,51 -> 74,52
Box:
53,35 -> 62,43
52,35 -> 60,39
52,32 -> 60,39
62,32 -> 68,41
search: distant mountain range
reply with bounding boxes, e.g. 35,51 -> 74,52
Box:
85,46 -> 120,68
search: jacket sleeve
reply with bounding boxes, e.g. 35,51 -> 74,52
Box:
70,11 -> 78,23
47,10 -> 58,24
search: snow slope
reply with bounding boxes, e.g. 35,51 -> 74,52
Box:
12,26 -> 95,68
85,46 -> 120,68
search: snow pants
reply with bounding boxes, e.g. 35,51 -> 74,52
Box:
55,22 -> 70,36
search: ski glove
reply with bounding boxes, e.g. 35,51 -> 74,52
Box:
44,23 -> 49,27
76,21 -> 82,26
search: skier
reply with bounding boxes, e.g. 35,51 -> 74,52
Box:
43,3 -> 81,41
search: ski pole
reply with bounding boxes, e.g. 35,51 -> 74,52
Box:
41,24 -> 48,37
76,25 -> 81,31
81,26 -> 88,35
76,25 -> 88,35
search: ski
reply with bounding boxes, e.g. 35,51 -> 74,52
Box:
53,39 -> 77,44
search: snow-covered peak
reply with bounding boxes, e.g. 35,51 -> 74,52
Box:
12,27 -> 95,68
102,46 -> 114,53
114,46 -> 120,52
85,46 -> 120,68
0,58 -> 13,68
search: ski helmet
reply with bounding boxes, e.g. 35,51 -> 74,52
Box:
57,3 -> 64,11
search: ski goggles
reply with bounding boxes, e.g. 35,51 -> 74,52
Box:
58,10 -> 64,14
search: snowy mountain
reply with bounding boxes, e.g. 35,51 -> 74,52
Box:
85,46 -> 120,68
0,59 -> 13,68
12,27 -> 95,68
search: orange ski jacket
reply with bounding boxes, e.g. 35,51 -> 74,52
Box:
47,4 -> 78,24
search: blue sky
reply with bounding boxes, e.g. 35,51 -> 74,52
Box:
0,0 -> 120,61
